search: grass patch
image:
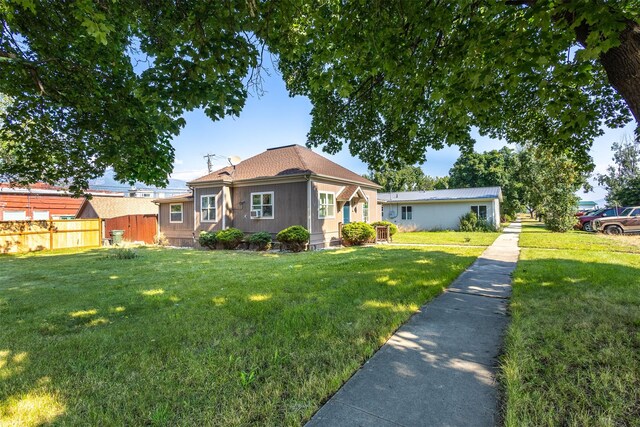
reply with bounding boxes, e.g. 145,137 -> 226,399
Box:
0,245 -> 481,425
519,222 -> 640,254
393,230 -> 501,246
502,228 -> 640,425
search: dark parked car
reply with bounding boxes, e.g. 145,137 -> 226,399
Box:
593,207 -> 640,235
578,206 -> 627,232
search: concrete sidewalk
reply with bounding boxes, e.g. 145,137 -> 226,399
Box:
307,222 -> 522,427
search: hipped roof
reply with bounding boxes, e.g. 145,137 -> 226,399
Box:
189,144 -> 379,188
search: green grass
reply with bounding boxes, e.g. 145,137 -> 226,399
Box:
0,245 -> 482,426
393,231 -> 501,246
501,227 -> 640,426
519,223 -> 640,253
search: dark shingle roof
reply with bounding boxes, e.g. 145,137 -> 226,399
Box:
189,145 -> 379,188
378,187 -> 502,203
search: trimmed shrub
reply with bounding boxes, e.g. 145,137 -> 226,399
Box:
248,231 -> 272,251
276,225 -> 309,252
342,222 -> 375,246
216,228 -> 244,249
371,220 -> 398,236
458,212 -> 478,232
198,231 -> 218,249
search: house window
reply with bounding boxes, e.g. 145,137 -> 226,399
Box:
3,211 -> 26,221
318,192 -> 335,218
363,201 -> 369,223
170,203 -> 183,223
33,210 -> 49,220
381,206 -> 384,218
471,205 -> 488,219
401,206 -> 412,220
201,195 -> 217,222
251,192 -> 274,219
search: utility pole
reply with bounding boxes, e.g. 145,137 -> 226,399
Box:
204,154 -> 215,173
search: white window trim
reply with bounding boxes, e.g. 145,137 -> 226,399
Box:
250,191 -> 275,220
318,191 -> 336,219
401,205 -> 413,220
363,197 -> 370,223
200,194 -> 219,223
471,205 -> 488,220
169,203 -> 184,223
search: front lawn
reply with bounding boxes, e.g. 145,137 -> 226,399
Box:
501,227 -> 640,425
0,245 -> 482,426
519,223 -> 640,253
393,230 -> 501,246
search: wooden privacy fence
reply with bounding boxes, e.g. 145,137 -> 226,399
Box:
0,219 -> 101,254
104,214 -> 157,244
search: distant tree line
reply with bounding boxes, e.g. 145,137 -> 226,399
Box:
365,145 -> 591,232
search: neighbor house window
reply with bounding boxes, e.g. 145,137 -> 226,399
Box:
251,192 -> 274,219
33,210 -> 49,220
201,195 -> 217,222
318,192 -> 335,219
363,201 -> 369,223
170,203 -> 183,223
401,206 -> 412,220
3,211 -> 26,221
471,205 -> 488,219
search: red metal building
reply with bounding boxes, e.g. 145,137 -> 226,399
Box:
0,183 -> 120,221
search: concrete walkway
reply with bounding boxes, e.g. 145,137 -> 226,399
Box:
307,222 -> 522,427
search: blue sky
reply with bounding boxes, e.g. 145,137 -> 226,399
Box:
169,64 -> 636,202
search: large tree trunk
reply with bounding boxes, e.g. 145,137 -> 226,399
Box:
573,19 -> 640,123
599,21 -> 640,123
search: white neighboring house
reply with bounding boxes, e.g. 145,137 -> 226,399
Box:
379,187 -> 502,231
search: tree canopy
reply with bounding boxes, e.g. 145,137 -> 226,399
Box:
449,145 -> 590,230
1,1 -> 639,191
597,135 -> 640,206
449,148 -> 523,217
364,164 -> 448,192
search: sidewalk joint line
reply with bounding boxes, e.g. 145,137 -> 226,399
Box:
333,400 -> 409,427
446,289 -> 510,300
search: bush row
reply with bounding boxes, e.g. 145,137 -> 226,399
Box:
198,225 -> 310,252
198,222 -> 397,251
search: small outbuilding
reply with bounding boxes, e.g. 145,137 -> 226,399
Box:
77,196 -> 159,243
379,187 -> 502,231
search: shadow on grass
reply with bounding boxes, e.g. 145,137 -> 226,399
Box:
0,246 -> 483,425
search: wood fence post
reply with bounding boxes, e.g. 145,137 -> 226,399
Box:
49,220 -> 54,250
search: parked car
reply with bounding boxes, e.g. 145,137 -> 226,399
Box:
577,206 -> 627,232
593,206 -> 640,235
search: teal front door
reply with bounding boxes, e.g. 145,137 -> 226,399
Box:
343,201 -> 351,224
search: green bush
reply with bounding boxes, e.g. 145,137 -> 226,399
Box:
276,225 -> 309,252
248,232 -> 272,251
342,222 -> 375,246
459,212 -> 478,232
216,228 -> 244,249
198,231 -> 218,249
370,220 -> 398,236
501,213 -> 513,223
476,218 -> 498,232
